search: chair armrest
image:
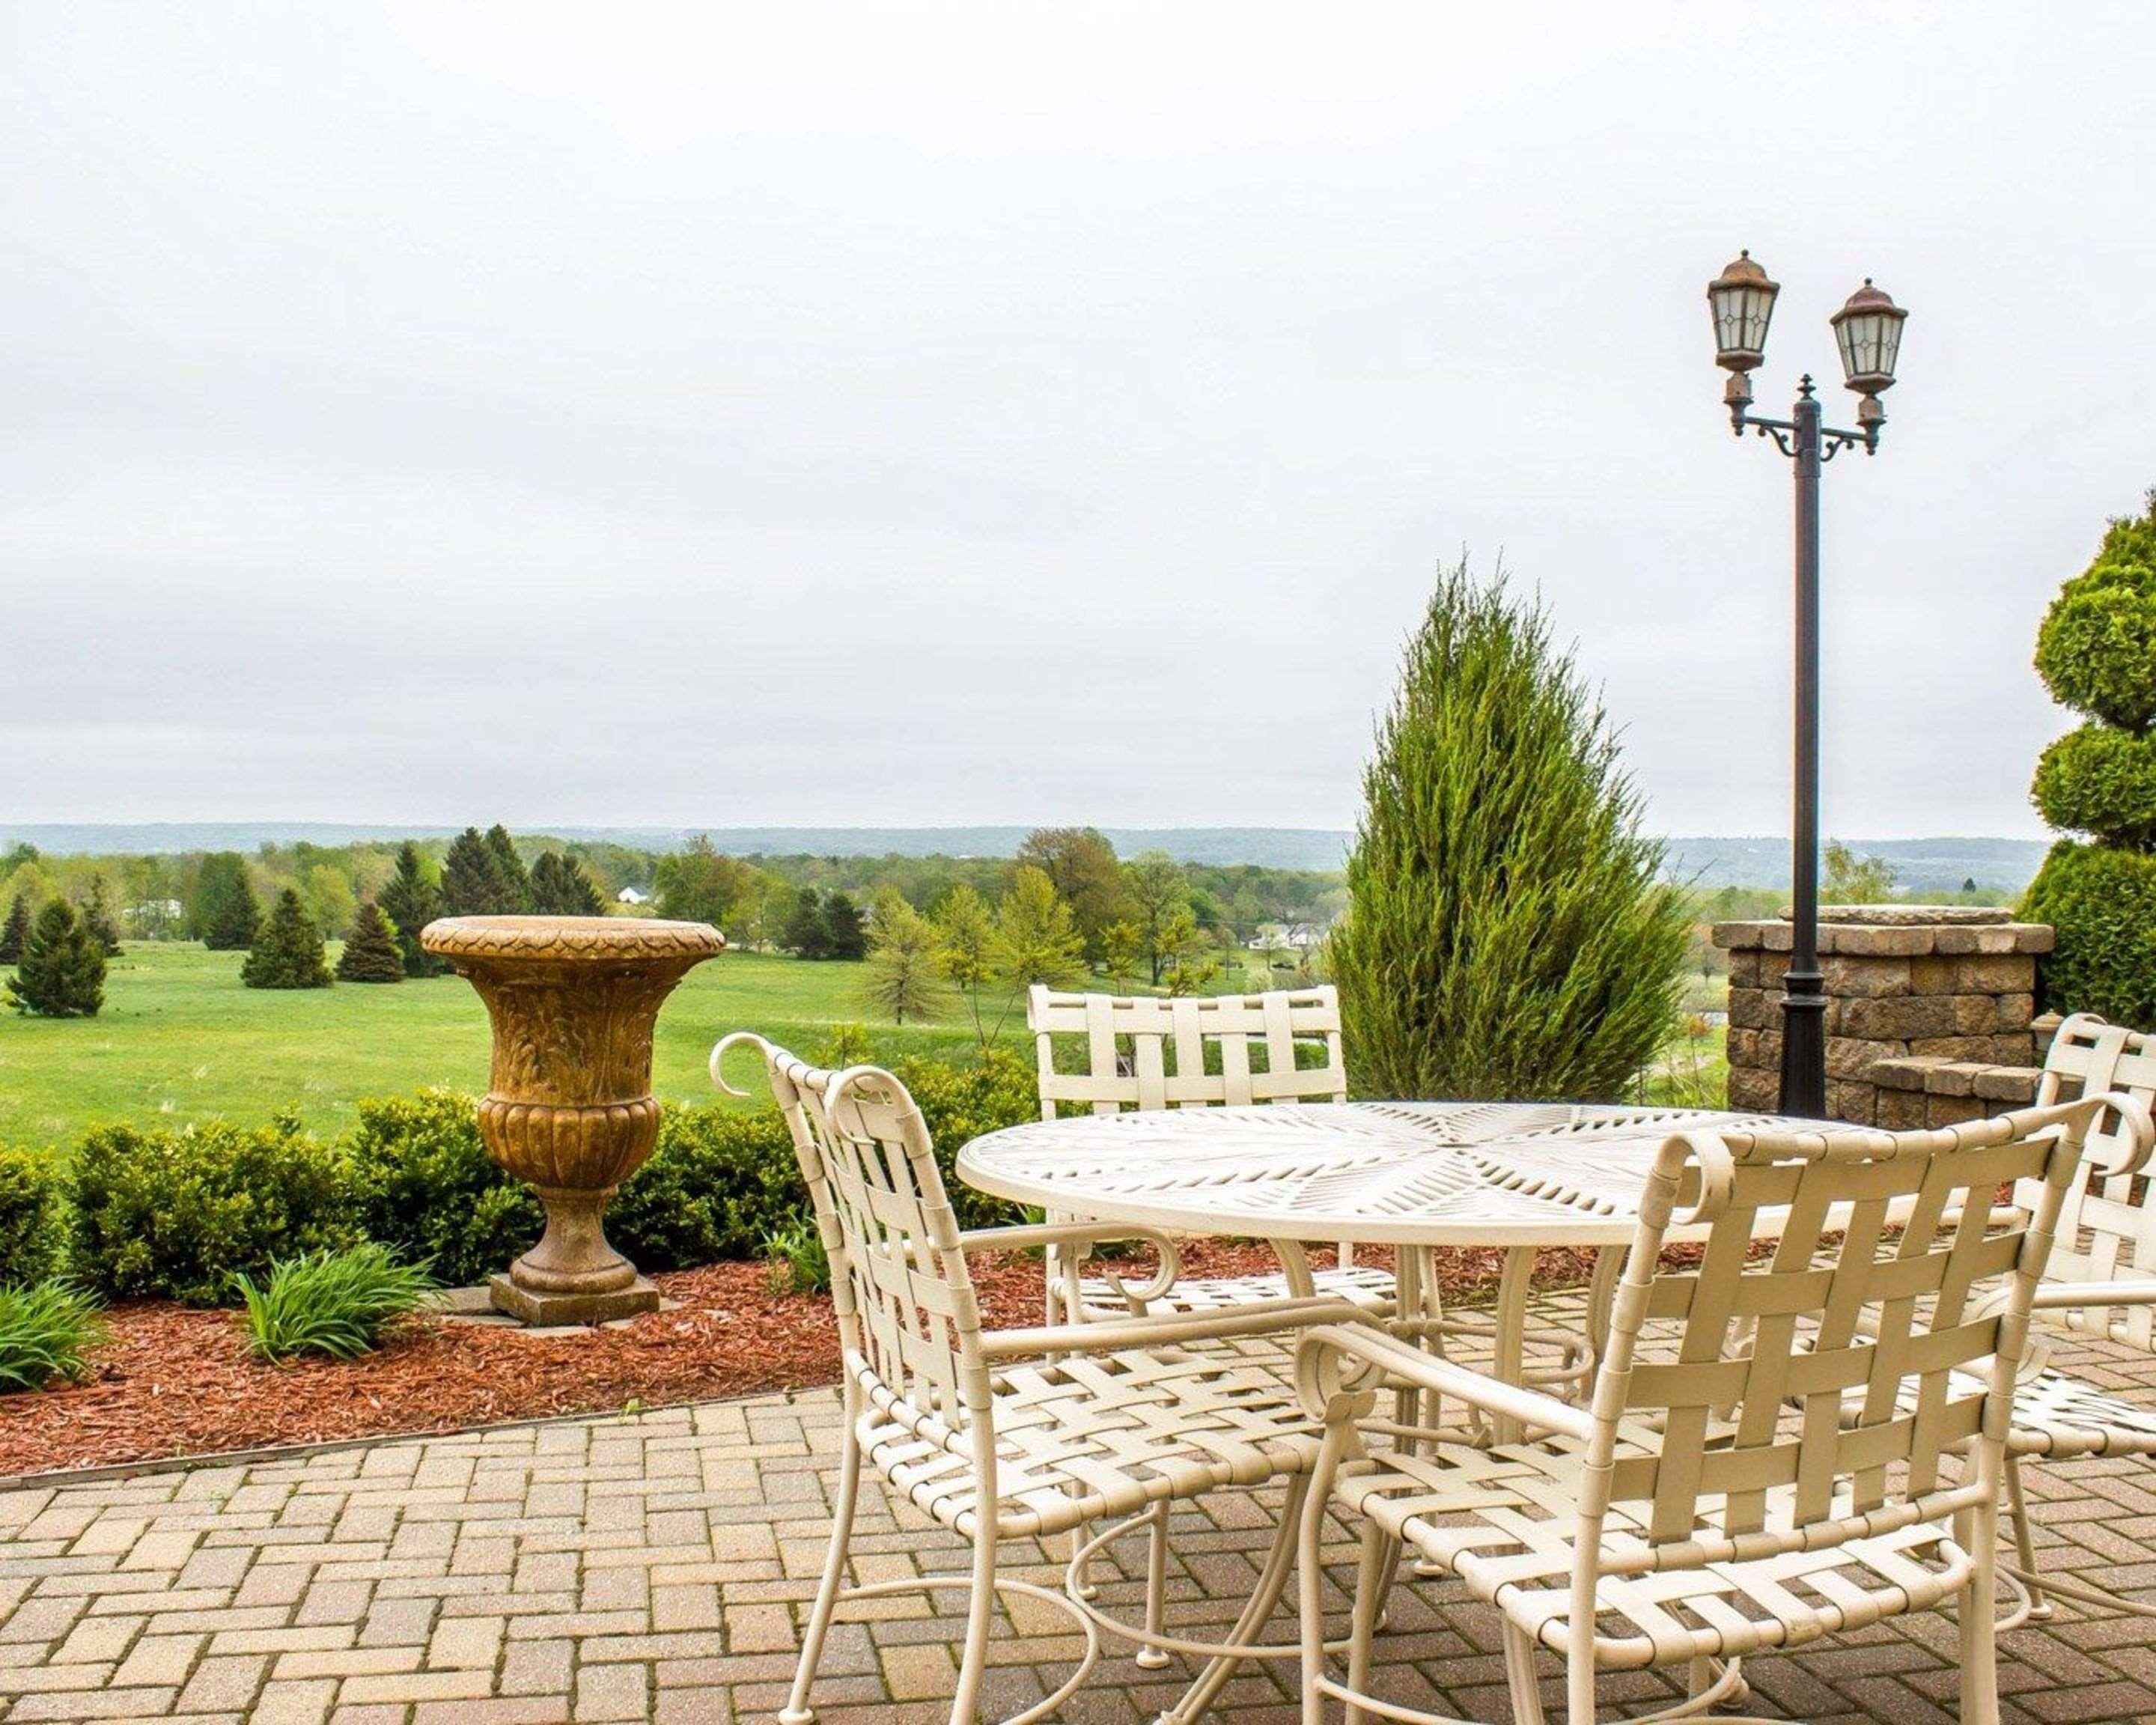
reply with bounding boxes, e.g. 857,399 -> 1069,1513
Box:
1294,1321 -> 1598,1443
977,1295 -> 1367,1360
949,1219 -> 1182,1307
2032,1278 -> 2156,1313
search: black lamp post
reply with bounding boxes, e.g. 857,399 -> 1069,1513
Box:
1707,252 -> 1908,1119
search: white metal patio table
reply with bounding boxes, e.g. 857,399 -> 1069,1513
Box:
957,1099 -> 1782,1436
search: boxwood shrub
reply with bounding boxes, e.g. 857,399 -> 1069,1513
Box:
345,1091 -> 544,1289
0,1146 -> 64,1287
69,1114 -> 361,1305
2022,840 -> 2156,1029
609,1107 -> 806,1271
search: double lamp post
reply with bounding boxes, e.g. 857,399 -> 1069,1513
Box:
1706,252 -> 1908,1118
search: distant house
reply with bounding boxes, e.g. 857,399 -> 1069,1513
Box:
616,886 -> 651,906
1246,921 -> 1321,952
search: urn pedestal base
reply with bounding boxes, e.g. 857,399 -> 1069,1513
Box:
488,1272 -> 661,1326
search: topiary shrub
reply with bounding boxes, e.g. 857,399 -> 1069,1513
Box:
1330,561 -> 1690,1101
0,1146 -> 64,1286
344,1091 -> 543,1288
2025,491 -> 2156,1025
69,1114 -> 360,1305
609,1106 -> 806,1271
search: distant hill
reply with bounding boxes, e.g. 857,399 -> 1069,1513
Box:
0,821 -> 2053,892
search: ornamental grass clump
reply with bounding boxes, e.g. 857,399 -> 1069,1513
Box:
2023,490 -> 2156,1027
236,1244 -> 436,1363
0,1282 -> 109,1393
1330,560 -> 1690,1102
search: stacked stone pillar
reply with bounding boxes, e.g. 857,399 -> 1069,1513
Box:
1713,905 -> 2053,1127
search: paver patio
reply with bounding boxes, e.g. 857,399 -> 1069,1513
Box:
1,1325 -> 2153,1724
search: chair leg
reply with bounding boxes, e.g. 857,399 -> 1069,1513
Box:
1135,1500 -> 1173,1669
947,1522 -> 1001,1725
780,1423 -> 863,1725
1961,1502 -> 2003,1725
2004,1454 -> 2053,1619
1300,1436 -> 1350,1725
1163,1475 -> 1312,1724
1344,1521 -> 1391,1725
1502,1621 -> 1547,1725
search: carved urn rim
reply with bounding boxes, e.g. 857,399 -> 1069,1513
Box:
420,915 -> 725,964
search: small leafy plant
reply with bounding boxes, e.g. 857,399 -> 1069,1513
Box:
762,1220 -> 830,1296
236,1244 -> 435,1363
0,1282 -> 109,1393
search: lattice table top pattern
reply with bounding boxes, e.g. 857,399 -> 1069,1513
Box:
957,1101 -> 1782,1247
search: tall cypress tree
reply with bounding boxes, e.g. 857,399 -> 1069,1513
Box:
1330,561 -> 1690,1101
79,877 -> 123,956
441,828 -> 516,917
192,853 -> 261,950
242,889 -> 333,990
7,898 -> 105,1017
335,900 -> 406,983
377,842 -> 448,976
484,825 -> 535,912
0,892 -> 31,965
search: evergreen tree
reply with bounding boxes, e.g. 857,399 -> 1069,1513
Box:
0,892 -> 31,965
7,898 -> 105,1017
335,900 -> 406,983
1330,562 -> 1690,1101
484,825 -> 535,911
377,842 -> 448,976
191,852 -> 261,950
781,888 -> 830,958
243,889 -> 333,990
79,877 -> 123,956
531,851 -> 606,916
822,892 -> 868,960
859,896 -> 955,1025
440,827 -> 517,917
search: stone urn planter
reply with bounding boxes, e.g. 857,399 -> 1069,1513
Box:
422,916 -> 725,1324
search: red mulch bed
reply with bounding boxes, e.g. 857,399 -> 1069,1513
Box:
0,1241 -> 1592,1481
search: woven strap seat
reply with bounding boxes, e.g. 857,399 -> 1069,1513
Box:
1336,1429 -> 1975,1670
1853,1362 -> 2156,1462
1075,1262 -> 1398,1321
856,1344 -> 1321,1539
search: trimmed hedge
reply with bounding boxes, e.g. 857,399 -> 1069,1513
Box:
2021,840 -> 2156,1030
70,1114 -> 361,1305
24,1050 -> 1043,1307
2032,722 -> 2156,848
0,1146 -> 63,1287
346,1092 -> 544,1289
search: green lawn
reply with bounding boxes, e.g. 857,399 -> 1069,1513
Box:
0,943 -> 984,1151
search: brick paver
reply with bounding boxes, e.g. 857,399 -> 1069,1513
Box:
1,1329 -> 2154,1722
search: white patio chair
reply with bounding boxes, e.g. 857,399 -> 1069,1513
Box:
1026,984 -> 1397,1319
1291,1095 -> 2135,1725
711,1032 -> 1368,1725
1913,1012 -> 2156,1622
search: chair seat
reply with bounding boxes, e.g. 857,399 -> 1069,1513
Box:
1076,1263 -> 1398,1321
1334,1430 -> 1976,1670
2003,1368 -> 2156,1459
855,1345 -> 1320,1542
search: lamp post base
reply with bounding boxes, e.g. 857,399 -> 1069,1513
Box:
1777,970 -> 1829,1119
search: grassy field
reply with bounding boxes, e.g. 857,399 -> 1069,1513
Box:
0,943 -> 986,1150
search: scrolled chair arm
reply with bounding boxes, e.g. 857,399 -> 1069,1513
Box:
1293,1321 -> 1596,1440
951,1218 -> 1184,1306
710,1029 -> 781,1095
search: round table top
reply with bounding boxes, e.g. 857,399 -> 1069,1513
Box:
956,1101 -> 1779,1248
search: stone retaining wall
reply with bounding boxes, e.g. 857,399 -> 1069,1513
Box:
1713,905 -> 2053,1125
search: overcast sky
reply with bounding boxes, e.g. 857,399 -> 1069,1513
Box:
4,4 -> 2151,838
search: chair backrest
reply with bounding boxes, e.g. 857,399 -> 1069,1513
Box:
2025,1013 -> 2156,1351
1026,984 -> 1347,1119
714,1033 -> 990,1430
1585,1098 -> 2115,1566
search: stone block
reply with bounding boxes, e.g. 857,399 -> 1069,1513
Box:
1958,955 -> 2038,994
1875,1087 -> 1928,1131
1821,956 -> 1910,998
1826,1080 -> 1877,1125
1842,997 -> 1957,1041
1726,1066 -> 1779,1113
1711,921 -> 1779,950
1869,1056 -> 1939,1091
1920,1061 -> 1990,1098
1934,924 -> 2048,955
1991,1034 -> 2038,1065
1952,995 -> 2005,1035
1728,989 -> 1779,1032
1996,992 -> 2037,1032
1819,925 -> 1935,957
1826,1036 -> 1889,1080
1925,1095 -> 1985,1127
1907,1035 -> 2001,1062
1973,1065 -> 2041,1104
